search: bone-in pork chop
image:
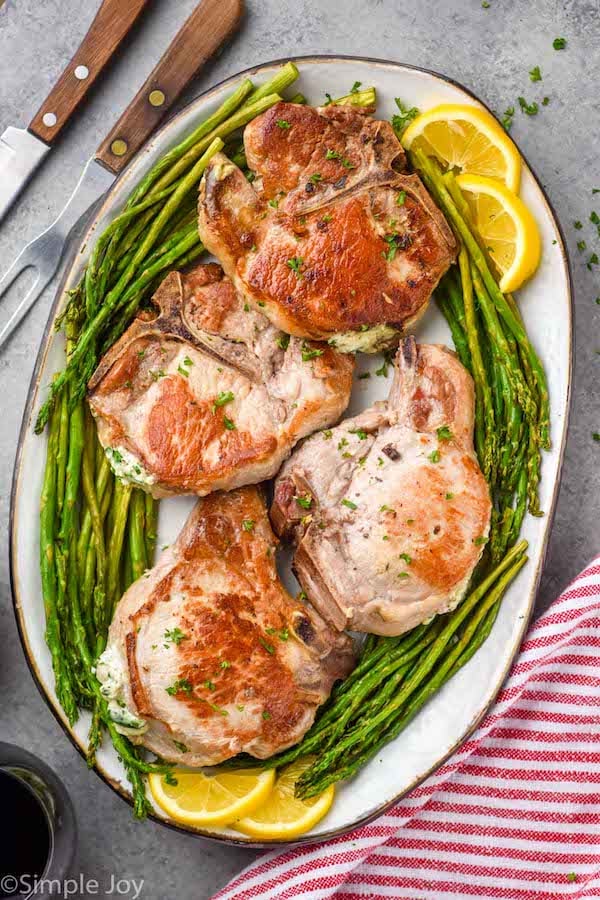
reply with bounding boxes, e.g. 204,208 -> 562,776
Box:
271,338 -> 492,636
96,486 -> 355,766
197,102 -> 457,351
88,264 -> 354,497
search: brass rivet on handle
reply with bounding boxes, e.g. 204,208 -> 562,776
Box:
110,139 -> 128,157
148,89 -> 166,107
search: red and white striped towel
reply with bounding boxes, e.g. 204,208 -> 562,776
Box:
212,558 -> 600,900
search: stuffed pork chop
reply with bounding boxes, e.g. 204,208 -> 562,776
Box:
96,486 -> 355,767
197,101 -> 457,351
88,263 -> 354,497
271,337 -> 492,636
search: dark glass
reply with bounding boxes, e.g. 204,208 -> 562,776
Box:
0,744 -> 76,900
0,770 -> 51,896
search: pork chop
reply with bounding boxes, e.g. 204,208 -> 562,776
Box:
271,337 -> 492,636
197,102 -> 457,351
88,263 -> 354,497
96,486 -> 355,766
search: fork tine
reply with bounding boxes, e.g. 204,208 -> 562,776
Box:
0,245 -> 35,301
0,269 -> 50,349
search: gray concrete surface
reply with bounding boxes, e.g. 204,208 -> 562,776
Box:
0,1 -> 598,897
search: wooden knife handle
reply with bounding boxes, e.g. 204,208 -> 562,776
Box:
28,0 -> 150,145
95,0 -> 244,175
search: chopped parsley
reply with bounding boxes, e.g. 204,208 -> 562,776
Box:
574,220 -> 583,229
399,553 -> 412,564
287,256 -> 304,277
295,494 -> 313,509
183,356 -> 193,367
358,372 -> 371,379
528,66 -> 542,82
276,333 -> 290,351
173,740 -> 188,753
262,710 -> 272,720
542,96 -> 550,106
518,96 -> 538,116
164,627 -> 187,646
501,106 -> 515,131
177,364 -> 189,378
301,342 -> 324,362
326,148 -> 341,160
259,637 -> 275,655
397,572 -> 410,579
428,449 -> 441,463
276,119 -> 291,129
350,80 -> 362,93
203,680 -> 216,691
436,425 -> 453,441
591,211 -> 600,225
577,241 -> 587,252
553,37 -> 567,50
166,678 -> 192,696
223,416 -> 236,430
338,437 -> 349,450
445,492 -> 455,500
473,535 -> 488,546
212,390 -> 234,411
396,190 -> 407,206
137,350 -> 146,360
242,519 -> 255,532
593,433 -> 600,442
268,197 -> 279,208
349,428 -> 368,440
323,429 -> 333,439
149,369 -> 166,381
309,172 -> 323,184
341,498 -> 357,510
391,98 -> 420,137
220,660 -> 231,669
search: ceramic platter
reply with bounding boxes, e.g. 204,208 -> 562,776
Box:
10,57 -> 572,845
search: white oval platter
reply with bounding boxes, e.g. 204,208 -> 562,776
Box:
10,56 -> 572,845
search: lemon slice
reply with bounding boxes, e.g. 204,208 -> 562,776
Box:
402,104 -> 521,192
455,174 -> 541,292
148,767 -> 275,828
233,758 -> 334,840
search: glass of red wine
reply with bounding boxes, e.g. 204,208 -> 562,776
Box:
0,743 -> 76,899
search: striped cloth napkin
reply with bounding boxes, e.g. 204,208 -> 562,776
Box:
212,556 -> 600,899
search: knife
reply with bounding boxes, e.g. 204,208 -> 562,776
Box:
0,0 -> 244,349
0,0 -> 151,223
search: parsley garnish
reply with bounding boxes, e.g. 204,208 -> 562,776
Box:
276,333 -> 290,351
446,492 -> 455,500
518,96 -> 538,116
396,190 -> 407,206
323,429 -> 333,439
220,660 -> 231,669
259,637 -> 275,655
242,519 -> 255,532
295,494 -> 313,509
553,37 -> 567,50
309,172 -> 322,184
203,680 -> 216,691
350,80 -> 362,93
164,628 -> 187,646
177,364 -> 189,378
268,197 -> 279,208
399,553 -> 412,564
326,148 -> 341,160
212,390 -> 234,411
223,416 -> 236,430
473,536 -> 488,546
173,740 -> 188,753
262,710 -> 272,720
149,369 -> 166,381
166,678 -> 192,696
574,220 -> 583,229
301,342 -> 324,362
501,106 -> 515,131
341,498 -> 357,510
287,256 -> 304,277
436,425 -> 453,441
391,98 -> 420,137
529,66 -> 542,82
577,240 -> 587,252
428,449 -> 441,463
349,428 -> 368,440
276,119 -> 291,129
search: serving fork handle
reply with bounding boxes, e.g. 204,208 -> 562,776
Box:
28,0 -> 151,145
95,0 -> 244,175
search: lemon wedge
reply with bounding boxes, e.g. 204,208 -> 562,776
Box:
455,173 -> 541,292
148,767 -> 275,828
233,758 -> 334,840
402,103 -> 521,192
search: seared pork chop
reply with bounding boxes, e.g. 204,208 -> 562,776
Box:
88,264 -> 354,497
96,486 -> 355,766
197,102 -> 457,351
272,338 -> 491,636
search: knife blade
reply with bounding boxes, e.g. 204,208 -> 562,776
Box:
0,0 -> 150,223
0,0 -> 243,349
